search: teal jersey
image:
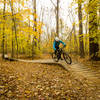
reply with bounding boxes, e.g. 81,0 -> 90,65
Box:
53,40 -> 66,50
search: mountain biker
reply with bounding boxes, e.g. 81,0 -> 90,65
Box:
53,37 -> 66,59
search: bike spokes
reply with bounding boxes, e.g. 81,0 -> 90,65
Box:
63,53 -> 72,64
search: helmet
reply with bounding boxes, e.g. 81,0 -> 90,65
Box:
55,37 -> 59,41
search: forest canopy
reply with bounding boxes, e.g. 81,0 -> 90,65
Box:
0,0 -> 100,60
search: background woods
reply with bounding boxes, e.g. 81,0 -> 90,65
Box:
0,0 -> 100,60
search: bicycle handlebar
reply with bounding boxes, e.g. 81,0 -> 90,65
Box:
60,45 -> 66,49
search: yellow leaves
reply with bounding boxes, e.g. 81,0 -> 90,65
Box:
33,21 -> 37,25
69,2 -> 75,8
22,9 -> 32,15
21,27 -> 33,35
20,0 -> 25,6
33,13 -> 38,19
15,13 -> 22,19
0,0 -> 45,52
25,90 -> 31,94
33,31 -> 38,38
5,28 -> 11,34
17,77 -> 22,81
10,0 -> 20,4
0,14 -> 3,19
0,0 -> 8,4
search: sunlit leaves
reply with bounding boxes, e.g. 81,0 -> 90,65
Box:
23,9 -> 32,15
14,13 -> 22,19
20,0 -> 25,6
0,0 -> 45,55
33,13 -> 38,19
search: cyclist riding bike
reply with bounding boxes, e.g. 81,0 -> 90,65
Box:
53,37 -> 66,59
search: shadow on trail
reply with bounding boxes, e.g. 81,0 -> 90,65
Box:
43,63 -> 68,71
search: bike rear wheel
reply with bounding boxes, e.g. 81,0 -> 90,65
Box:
51,52 -> 59,62
63,53 -> 72,64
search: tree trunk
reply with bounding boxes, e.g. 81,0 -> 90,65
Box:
89,0 -> 99,60
32,0 -> 37,59
28,19 -> 31,56
56,0 -> 59,37
85,14 -> 88,54
9,0 -> 18,58
38,7 -> 44,50
97,0 -> 100,56
11,26 -> 14,58
5,35 -> 7,54
78,0 -> 85,58
2,0 -> 6,58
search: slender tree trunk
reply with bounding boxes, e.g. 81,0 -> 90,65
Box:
11,26 -> 14,58
33,0 -> 37,41
38,33 -> 41,50
38,8 -> 43,50
78,0 -> 84,57
28,19 -> 31,56
85,14 -> 88,54
5,35 -> 7,54
9,0 -> 18,58
99,1 -> 100,53
56,0 -> 59,37
50,0 -> 59,37
2,0 -> 6,58
32,0 -> 37,59
14,19 -> 18,58
60,19 -> 63,33
38,7 -> 44,50
73,23 -> 78,54
89,0 -> 99,60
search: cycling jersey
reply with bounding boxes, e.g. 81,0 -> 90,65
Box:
53,40 -> 66,50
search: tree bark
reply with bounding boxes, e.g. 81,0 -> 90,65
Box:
78,0 -> 85,57
11,26 -> 14,58
32,0 -> 37,59
85,14 -> 88,54
89,0 -> 99,60
9,0 -> 18,58
56,0 -> 59,37
2,0 -> 6,58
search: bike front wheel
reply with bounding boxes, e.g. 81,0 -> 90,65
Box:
63,53 -> 72,64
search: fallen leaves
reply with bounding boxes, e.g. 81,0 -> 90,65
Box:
0,59 -> 99,100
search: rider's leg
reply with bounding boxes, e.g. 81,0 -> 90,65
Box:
56,47 -> 61,59
56,47 -> 63,60
58,50 -> 61,58
55,50 -> 57,55
55,47 -> 59,55
58,49 -> 63,60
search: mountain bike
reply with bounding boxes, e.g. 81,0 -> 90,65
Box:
51,48 -> 72,64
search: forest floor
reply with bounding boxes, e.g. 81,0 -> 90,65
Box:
0,56 -> 100,100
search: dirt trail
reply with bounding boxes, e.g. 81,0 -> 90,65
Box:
0,58 -> 100,100
17,59 -> 100,84
17,59 -> 100,96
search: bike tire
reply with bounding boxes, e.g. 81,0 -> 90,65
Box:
63,53 -> 72,64
51,52 -> 59,62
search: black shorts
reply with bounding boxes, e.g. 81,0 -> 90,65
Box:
55,47 -> 59,54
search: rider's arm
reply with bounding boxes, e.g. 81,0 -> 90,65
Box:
53,41 -> 56,50
59,40 -> 66,47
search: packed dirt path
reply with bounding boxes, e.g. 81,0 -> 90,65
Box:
0,58 -> 100,100
17,58 -> 100,84
61,61 -> 100,84
17,58 -> 100,99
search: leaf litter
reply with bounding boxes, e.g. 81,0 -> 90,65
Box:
0,59 -> 99,100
